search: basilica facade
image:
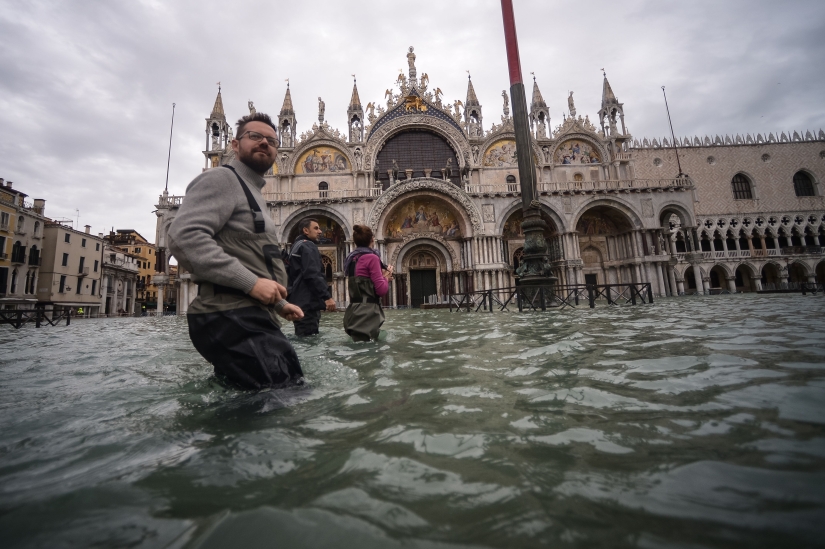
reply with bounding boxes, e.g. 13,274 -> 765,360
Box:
155,48 -> 825,311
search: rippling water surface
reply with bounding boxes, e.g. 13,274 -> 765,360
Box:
2,294 -> 825,548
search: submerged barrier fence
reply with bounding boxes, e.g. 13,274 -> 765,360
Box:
0,309 -> 72,329
447,283 -> 654,312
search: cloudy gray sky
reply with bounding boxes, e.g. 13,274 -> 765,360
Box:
1,0 -> 824,241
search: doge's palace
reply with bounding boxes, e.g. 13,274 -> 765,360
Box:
156,48 -> 825,312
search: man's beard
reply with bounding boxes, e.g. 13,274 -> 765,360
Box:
239,148 -> 274,174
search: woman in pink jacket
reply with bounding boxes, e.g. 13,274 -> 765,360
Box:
342,225 -> 393,342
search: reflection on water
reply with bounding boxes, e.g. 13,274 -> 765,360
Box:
1,294 -> 824,548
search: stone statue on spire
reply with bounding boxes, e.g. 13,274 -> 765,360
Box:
318,97 -> 325,124
407,46 -> 417,79
568,91 -> 576,118
248,101 -> 256,115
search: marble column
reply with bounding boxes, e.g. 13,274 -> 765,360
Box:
692,264 -> 704,295
727,276 -> 737,293
751,276 -> 763,292
657,263 -> 668,297
667,265 -> 678,296
676,279 -> 685,294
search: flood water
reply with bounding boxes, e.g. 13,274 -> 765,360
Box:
1,294 -> 825,548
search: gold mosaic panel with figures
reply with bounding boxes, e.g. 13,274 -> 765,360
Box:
385,197 -> 463,240
296,147 -> 349,174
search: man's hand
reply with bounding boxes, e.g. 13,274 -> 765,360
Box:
249,278 -> 287,305
278,303 -> 304,321
324,298 -> 337,312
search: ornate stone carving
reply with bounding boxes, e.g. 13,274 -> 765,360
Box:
389,232 -> 460,270
482,204 -> 495,223
367,178 -> 484,235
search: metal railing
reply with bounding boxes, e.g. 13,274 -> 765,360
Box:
0,309 -> 71,329
448,283 -> 653,312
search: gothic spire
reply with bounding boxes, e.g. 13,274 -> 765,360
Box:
465,74 -> 480,106
349,78 -> 362,110
280,83 -> 294,116
601,71 -> 617,106
211,85 -> 225,119
531,74 -> 546,108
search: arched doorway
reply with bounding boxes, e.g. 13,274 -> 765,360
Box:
394,242 -> 452,308
502,208 -> 562,283
288,214 -> 346,294
816,261 -> 825,287
788,262 -> 807,285
376,129 -> 460,189
761,263 -> 780,289
709,265 -> 729,292
575,205 -> 636,285
384,195 -> 466,307
735,264 -> 757,292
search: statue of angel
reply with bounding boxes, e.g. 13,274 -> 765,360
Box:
453,100 -> 464,119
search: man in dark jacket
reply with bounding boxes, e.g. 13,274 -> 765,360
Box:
288,218 -> 336,336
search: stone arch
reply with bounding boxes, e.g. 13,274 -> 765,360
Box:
290,138 -> 355,174
788,259 -> 812,277
279,206 -> 352,243
816,259 -> 825,286
549,133 -> 608,166
733,262 -> 759,292
476,133 -> 543,167
658,202 -> 693,229
368,178 -> 483,237
497,199 -> 567,234
390,234 -> 457,273
572,198 -> 643,231
365,116 -> 470,174
709,262 -> 734,278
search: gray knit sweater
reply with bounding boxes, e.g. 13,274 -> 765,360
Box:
168,159 -> 275,293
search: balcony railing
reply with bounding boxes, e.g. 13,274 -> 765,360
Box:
28,256 -> 41,266
464,178 -> 693,195
263,187 -> 384,203
0,222 -> 9,232
781,246 -> 823,255
157,195 -> 184,207
78,267 -> 89,277
0,253 -> 7,260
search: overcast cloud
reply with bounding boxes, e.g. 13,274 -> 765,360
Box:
1,0 -> 824,241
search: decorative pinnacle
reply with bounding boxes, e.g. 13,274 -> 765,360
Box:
285,78 -> 289,88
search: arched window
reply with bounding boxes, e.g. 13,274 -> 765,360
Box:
793,171 -> 815,197
506,174 -> 517,192
33,221 -> 40,236
731,173 -> 753,200
318,181 -> 329,198
16,216 -> 24,233
10,269 -> 17,294
28,245 -> 39,266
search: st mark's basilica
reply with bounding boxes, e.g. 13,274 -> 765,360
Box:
155,47 -> 825,311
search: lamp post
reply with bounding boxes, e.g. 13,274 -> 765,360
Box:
500,0 -> 556,287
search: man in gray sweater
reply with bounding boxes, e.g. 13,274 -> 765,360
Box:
168,112 -> 305,389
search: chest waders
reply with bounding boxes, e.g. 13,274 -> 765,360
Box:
342,256 -> 385,342
186,166 -> 303,389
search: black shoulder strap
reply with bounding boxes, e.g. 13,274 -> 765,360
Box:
224,165 -> 265,233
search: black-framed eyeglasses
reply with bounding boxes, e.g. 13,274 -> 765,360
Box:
238,130 -> 279,147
